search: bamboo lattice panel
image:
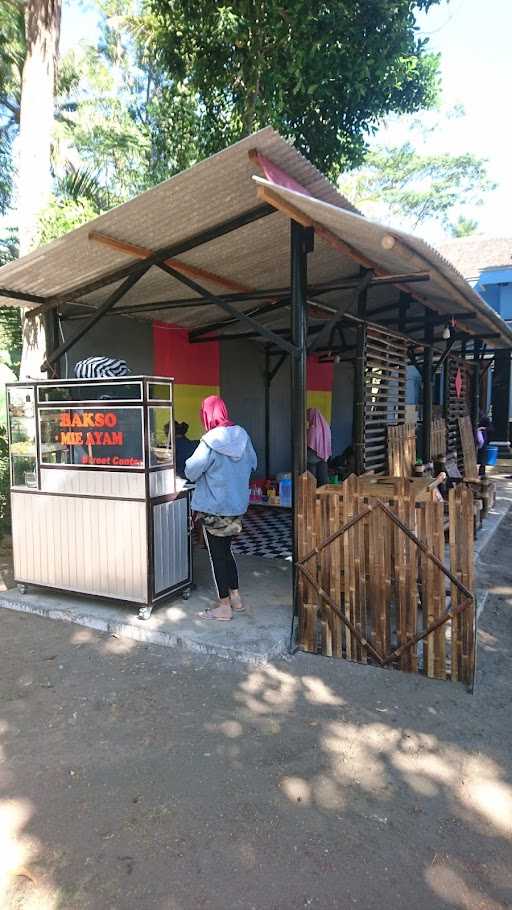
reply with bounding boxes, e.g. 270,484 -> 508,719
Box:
431,417 -> 447,459
296,473 -> 476,687
364,325 -> 407,474
446,356 -> 472,460
387,423 -> 417,476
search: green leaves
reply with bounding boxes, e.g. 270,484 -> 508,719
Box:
146,0 -> 443,177
340,121 -> 496,233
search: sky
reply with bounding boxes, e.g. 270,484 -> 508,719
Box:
59,0 -> 512,244
402,0 -> 512,240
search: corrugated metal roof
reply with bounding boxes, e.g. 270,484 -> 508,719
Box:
251,178 -> 512,347
0,126 -> 510,348
0,127 -> 355,305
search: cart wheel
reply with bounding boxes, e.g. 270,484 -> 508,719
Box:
17,583 -> 28,595
138,606 -> 152,621
182,588 -> 191,601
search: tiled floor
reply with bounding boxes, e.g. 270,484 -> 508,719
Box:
232,505 -> 292,560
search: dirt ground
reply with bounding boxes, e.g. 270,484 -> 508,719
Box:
1,513 -> 512,910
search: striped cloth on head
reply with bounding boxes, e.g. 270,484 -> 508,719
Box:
73,357 -> 131,379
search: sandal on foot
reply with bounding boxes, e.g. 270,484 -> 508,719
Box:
198,607 -> 232,622
230,595 -> 247,613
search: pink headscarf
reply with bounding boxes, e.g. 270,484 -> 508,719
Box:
307,408 -> 332,461
201,395 -> 234,432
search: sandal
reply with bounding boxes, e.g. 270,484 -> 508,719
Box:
198,606 -> 232,622
230,593 -> 247,613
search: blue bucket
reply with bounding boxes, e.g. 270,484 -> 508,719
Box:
486,445 -> 498,466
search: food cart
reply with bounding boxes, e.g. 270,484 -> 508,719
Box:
6,376 -> 192,619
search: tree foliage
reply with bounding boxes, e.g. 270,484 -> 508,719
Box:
340,131 -> 496,233
450,216 -> 479,238
50,1 -> 201,208
145,0 -> 442,178
0,0 -> 25,213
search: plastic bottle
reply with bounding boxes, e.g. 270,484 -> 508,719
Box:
279,477 -> 292,507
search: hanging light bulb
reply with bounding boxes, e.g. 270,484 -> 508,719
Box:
442,323 -> 451,340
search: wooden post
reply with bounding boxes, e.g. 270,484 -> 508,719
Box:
290,221 -> 308,482
290,220 -> 309,644
472,338 -> 482,428
353,278 -> 368,475
491,349 -> 511,442
264,346 -> 271,477
422,308 -> 434,463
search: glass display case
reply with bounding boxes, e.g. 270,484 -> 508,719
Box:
8,386 -> 37,488
7,377 -> 191,618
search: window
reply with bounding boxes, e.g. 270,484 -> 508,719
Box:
148,406 -> 173,467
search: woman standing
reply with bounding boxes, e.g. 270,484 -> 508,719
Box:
306,407 -> 332,486
185,396 -> 257,621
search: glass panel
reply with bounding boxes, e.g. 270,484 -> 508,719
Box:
38,382 -> 142,403
149,406 -> 173,467
8,388 -> 37,488
148,383 -> 172,401
39,407 -> 144,468
11,456 -> 37,488
8,386 -> 35,419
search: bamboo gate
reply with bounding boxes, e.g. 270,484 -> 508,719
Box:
296,472 -> 476,688
387,417 -> 446,476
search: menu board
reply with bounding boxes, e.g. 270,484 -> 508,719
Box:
39,407 -> 145,467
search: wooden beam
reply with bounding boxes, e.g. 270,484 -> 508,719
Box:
89,230 -> 256,295
41,261 -> 153,372
89,229 -> 286,338
157,262 -> 297,356
380,233 -> 497,340
256,184 -> 433,310
0,287 -> 49,306
26,202 -> 276,319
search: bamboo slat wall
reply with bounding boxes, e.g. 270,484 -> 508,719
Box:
296,472 -> 476,688
387,423 -> 417,475
458,415 -> 479,481
446,356 -> 472,460
363,325 -> 407,474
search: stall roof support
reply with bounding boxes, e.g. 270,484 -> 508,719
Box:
0,287 -> 50,306
308,270 -> 373,355
353,275 -> 369,475
257,183 -> 434,309
27,203 -> 275,319
88,230 -> 256,296
157,262 -> 298,356
422,308 -> 434,463
291,220 -> 308,519
434,336 -> 456,375
41,261 -> 154,371
189,297 -> 292,341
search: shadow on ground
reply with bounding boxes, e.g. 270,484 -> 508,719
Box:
1,516 -> 512,908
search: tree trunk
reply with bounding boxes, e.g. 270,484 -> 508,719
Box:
18,0 -> 61,379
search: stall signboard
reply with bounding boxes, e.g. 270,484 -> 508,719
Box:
39,406 -> 145,467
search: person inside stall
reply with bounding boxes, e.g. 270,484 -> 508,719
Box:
477,411 -> 494,477
306,407 -> 332,485
329,445 -> 355,481
185,395 -> 257,622
168,420 -> 196,478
